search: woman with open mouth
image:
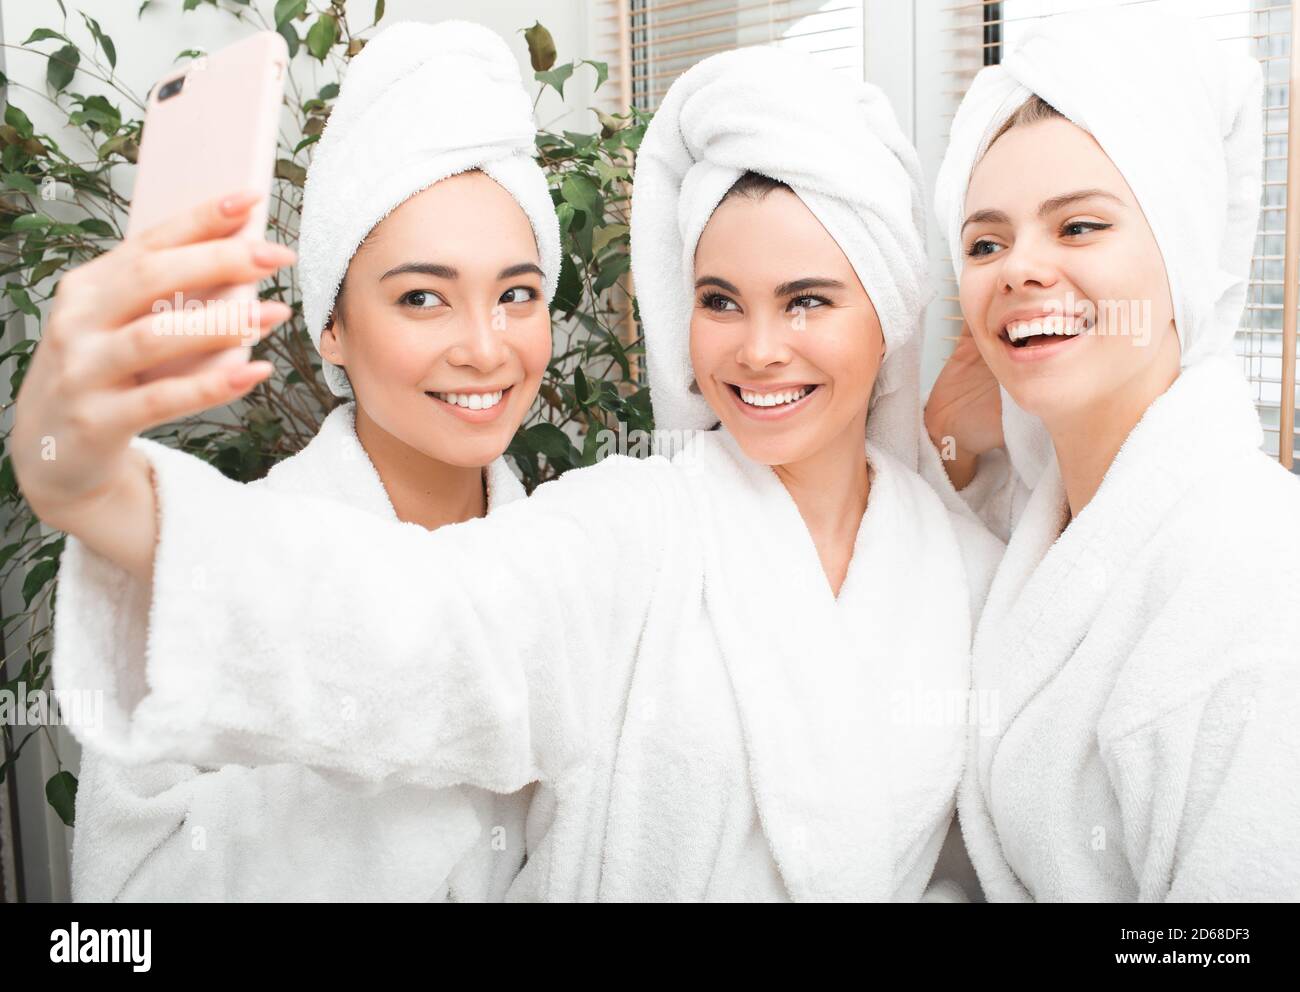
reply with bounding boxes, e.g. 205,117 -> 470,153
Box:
51,20 -> 557,902
18,43 -> 1001,901
921,7 -> 1300,900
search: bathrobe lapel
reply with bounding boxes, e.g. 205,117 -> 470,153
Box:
969,358 -> 1267,871
689,430 -> 895,901
265,402 -> 525,512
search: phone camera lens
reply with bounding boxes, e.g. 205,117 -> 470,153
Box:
158,76 -> 185,102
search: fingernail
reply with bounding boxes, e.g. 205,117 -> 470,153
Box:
220,190 -> 261,216
228,361 -> 273,389
251,241 -> 296,267
257,300 -> 292,321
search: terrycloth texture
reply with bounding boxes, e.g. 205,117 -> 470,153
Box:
630,45 -> 932,465
58,403 -> 532,901
933,7 -> 1263,490
956,358 -> 1300,900
54,425 -> 1002,901
921,7 -> 1300,902
298,20 -> 561,398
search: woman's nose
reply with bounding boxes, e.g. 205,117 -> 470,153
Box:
448,306 -> 511,369
998,235 -> 1060,293
735,312 -> 793,369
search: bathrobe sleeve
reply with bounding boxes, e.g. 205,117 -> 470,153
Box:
55,437 -> 674,795
57,529 -> 489,902
1097,567 -> 1300,902
918,435 -> 1023,544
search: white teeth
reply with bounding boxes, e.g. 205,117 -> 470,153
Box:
738,386 -> 811,408
1005,315 -> 1087,343
434,390 -> 504,410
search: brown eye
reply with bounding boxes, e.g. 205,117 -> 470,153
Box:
401,290 -> 444,309
499,286 -> 537,305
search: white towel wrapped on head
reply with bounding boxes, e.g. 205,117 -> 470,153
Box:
932,5 -> 1262,492
298,19 -> 561,398
631,45 -> 933,463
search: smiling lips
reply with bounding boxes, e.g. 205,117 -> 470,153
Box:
727,381 -> 820,419
426,385 -> 512,421
998,309 -> 1093,352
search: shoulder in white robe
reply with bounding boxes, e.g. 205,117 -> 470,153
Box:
58,403 -> 532,901
930,358 -> 1300,901
55,424 -> 1002,901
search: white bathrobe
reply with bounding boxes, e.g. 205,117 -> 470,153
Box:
925,359 -> 1300,901
58,404 -> 533,902
54,422 -> 1000,902
918,7 -> 1300,902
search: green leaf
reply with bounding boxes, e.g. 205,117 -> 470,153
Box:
80,14 -> 117,69
373,0 -> 386,26
4,105 -> 33,140
2,171 -> 38,194
524,422 -> 577,464
22,557 -> 58,608
78,217 -> 115,237
30,257 -> 63,283
560,173 -> 600,218
274,0 -> 307,29
22,28 -> 69,46
593,252 -> 630,295
292,134 -> 320,155
274,158 -> 307,187
47,45 -> 80,93
277,21 -> 300,59
11,214 -> 50,234
306,14 -> 339,62
582,59 -> 609,91
138,0 -> 154,17
45,771 -> 77,827
6,282 -> 39,318
318,82 -> 339,100
535,63 -> 575,100
573,366 -> 590,405
592,223 -> 628,255
552,252 -> 582,316
523,22 -> 557,72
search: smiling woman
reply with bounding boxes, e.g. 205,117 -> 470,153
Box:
25,42 -> 1003,903
39,19 -> 561,904
920,6 -> 1300,902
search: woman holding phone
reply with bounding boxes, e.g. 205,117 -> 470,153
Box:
58,20 -> 559,901
19,44 -> 1001,901
920,8 -> 1300,899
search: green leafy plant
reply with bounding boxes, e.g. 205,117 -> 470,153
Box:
0,0 -> 650,825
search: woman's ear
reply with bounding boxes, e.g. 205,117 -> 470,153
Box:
320,315 -> 345,367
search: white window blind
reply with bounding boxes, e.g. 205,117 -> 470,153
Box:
595,0 -> 867,112
941,0 -> 1300,469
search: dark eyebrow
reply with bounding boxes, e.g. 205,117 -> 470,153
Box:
498,262 -> 545,280
960,189 -> 1125,234
695,275 -> 741,294
381,262 -> 457,281
694,275 -> 846,297
774,277 -> 845,297
380,261 -> 544,281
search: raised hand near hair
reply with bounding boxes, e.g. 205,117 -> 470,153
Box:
924,322 -> 1004,491
11,191 -> 295,577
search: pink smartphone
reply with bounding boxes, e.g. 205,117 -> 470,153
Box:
128,32 -> 288,381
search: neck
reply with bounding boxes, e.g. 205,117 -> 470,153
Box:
352,403 -> 487,530
1045,339 -> 1180,521
771,412 -> 871,597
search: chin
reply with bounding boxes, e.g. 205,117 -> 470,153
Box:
726,423 -> 811,468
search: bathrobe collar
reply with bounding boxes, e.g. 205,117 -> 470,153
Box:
680,426 -> 937,900
971,357 -> 1265,787
263,402 -> 526,517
